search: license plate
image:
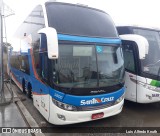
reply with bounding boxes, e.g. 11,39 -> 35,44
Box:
91,112 -> 104,120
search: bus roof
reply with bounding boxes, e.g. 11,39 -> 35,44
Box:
117,25 -> 160,32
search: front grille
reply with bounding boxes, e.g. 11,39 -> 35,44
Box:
77,101 -> 115,111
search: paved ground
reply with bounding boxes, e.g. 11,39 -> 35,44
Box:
11,83 -> 160,136
1,83 -> 160,135
0,83 -> 31,136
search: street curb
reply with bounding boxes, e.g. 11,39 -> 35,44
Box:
16,100 -> 45,136
13,87 -> 45,136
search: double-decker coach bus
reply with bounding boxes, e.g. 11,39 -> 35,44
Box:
9,2 -> 125,125
117,25 -> 160,103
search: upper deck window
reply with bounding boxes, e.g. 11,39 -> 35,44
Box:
46,2 -> 118,38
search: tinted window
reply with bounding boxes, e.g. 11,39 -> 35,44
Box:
46,3 -> 118,38
20,55 -> 30,74
10,55 -> 30,75
41,53 -> 48,81
10,56 -> 21,69
33,36 -> 41,76
133,28 -> 160,76
51,43 -> 124,88
122,41 -> 136,73
33,34 -> 48,81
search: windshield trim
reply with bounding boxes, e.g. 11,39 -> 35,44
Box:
58,34 -> 121,44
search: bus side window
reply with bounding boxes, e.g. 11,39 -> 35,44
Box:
33,33 -> 48,81
41,54 -> 48,80
10,55 -> 21,70
122,41 -> 136,74
40,34 -> 48,82
33,37 -> 41,76
22,56 -> 30,74
40,33 -> 47,52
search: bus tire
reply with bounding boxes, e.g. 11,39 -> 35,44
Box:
27,84 -> 32,99
22,80 -> 26,94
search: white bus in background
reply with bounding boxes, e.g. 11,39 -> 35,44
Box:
117,26 -> 160,103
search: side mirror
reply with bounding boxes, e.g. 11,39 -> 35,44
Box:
120,34 -> 149,59
38,27 -> 58,59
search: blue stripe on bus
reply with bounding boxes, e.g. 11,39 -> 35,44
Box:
58,34 -> 121,44
51,88 -> 125,106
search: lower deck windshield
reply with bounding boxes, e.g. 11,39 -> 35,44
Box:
133,29 -> 160,76
51,43 -> 124,88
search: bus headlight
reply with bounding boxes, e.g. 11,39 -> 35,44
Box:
115,94 -> 125,104
52,98 -> 77,111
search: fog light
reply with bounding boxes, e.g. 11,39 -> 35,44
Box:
57,114 -> 66,121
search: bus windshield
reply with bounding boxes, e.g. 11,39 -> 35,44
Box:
45,2 -> 118,38
51,43 -> 124,88
133,29 -> 160,76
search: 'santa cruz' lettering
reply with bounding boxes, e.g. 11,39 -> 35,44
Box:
54,93 -> 63,99
80,97 -> 114,105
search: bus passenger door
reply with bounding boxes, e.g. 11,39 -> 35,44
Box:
122,40 -> 138,102
37,34 -> 50,120
34,51 -> 50,121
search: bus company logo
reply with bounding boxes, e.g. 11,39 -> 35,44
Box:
80,97 -> 114,105
90,90 -> 106,94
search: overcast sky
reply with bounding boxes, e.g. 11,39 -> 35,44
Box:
3,0 -> 160,49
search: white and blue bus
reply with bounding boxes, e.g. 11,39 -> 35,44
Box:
117,25 -> 160,103
9,2 -> 125,125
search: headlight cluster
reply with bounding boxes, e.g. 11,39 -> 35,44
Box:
52,98 -> 77,111
115,94 -> 125,104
